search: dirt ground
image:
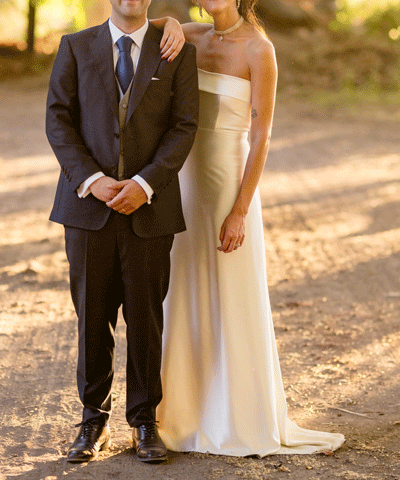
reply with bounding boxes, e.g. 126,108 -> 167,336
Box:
0,74 -> 399,480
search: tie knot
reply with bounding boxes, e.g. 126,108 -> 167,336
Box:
117,36 -> 134,53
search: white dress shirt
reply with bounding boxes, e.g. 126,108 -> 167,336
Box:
77,18 -> 154,203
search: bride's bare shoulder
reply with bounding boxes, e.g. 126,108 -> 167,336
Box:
244,28 -> 276,71
245,26 -> 275,56
182,22 -> 213,42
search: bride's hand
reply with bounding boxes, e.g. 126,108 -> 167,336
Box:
218,211 -> 246,253
160,17 -> 185,62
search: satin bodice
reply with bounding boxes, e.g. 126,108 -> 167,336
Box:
197,68 -> 252,133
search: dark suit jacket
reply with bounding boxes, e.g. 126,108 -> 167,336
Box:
46,21 -> 199,237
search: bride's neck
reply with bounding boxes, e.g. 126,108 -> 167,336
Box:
212,8 -> 241,32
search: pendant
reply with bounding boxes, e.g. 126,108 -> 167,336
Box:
214,16 -> 244,42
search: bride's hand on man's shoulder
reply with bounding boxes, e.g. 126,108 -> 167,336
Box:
160,17 -> 185,62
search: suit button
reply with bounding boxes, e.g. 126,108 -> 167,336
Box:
114,133 -> 120,139
122,103 -> 128,109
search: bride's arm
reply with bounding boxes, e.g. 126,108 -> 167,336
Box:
150,17 -> 186,61
218,38 -> 278,253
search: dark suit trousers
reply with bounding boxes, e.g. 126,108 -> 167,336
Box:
64,210 -> 174,427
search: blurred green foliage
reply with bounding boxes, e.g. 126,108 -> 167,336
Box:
274,0 -> 400,95
189,5 -> 213,23
331,0 -> 400,41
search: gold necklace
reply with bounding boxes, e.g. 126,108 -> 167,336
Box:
214,16 -> 244,41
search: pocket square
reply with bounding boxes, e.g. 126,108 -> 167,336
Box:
151,77 -> 160,80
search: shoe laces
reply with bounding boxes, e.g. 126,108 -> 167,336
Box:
75,420 -> 102,437
141,421 -> 159,438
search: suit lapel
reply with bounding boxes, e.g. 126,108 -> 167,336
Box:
89,21 -> 119,120
126,23 -> 162,123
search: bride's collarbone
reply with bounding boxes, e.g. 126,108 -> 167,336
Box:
197,58 -> 250,82
196,41 -> 249,76
197,51 -> 249,80
198,37 -> 246,55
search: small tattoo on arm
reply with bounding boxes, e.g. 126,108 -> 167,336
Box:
251,108 -> 258,119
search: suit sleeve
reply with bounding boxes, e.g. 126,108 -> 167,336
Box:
46,35 -> 103,192
136,43 -> 199,196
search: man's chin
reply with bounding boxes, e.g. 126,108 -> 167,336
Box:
121,0 -> 141,10
121,6 -> 144,18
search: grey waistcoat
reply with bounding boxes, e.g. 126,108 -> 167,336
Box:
118,81 -> 133,180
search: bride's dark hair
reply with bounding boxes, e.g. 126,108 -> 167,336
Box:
238,0 -> 265,34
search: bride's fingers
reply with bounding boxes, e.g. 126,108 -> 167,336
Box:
217,233 -> 230,252
162,38 -> 184,61
219,223 -> 226,244
162,39 -> 183,62
220,234 -> 236,253
160,33 -> 169,50
227,238 -> 238,253
161,35 -> 174,55
162,40 -> 177,60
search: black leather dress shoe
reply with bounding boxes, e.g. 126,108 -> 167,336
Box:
133,422 -> 167,463
67,421 -> 111,463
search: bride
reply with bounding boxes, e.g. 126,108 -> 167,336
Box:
154,0 -> 345,456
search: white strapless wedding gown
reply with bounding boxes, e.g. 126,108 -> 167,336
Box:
158,68 -> 344,457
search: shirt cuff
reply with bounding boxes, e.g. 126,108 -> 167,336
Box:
133,175 -> 154,204
77,172 -> 105,198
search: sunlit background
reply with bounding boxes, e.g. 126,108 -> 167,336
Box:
2,1 -> 400,43
0,0 -> 399,99
1,1 -> 400,477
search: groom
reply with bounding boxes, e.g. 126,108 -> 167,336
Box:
46,0 -> 198,464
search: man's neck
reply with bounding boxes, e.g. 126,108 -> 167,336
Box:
110,13 -> 147,34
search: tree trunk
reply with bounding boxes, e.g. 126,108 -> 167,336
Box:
27,1 -> 36,54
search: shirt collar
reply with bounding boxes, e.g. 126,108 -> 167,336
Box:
108,18 -> 149,49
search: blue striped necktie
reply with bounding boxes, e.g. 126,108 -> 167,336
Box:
116,36 -> 134,94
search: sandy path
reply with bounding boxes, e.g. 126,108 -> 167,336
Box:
0,76 -> 399,480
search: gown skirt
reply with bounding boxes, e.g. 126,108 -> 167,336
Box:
158,68 -> 345,457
